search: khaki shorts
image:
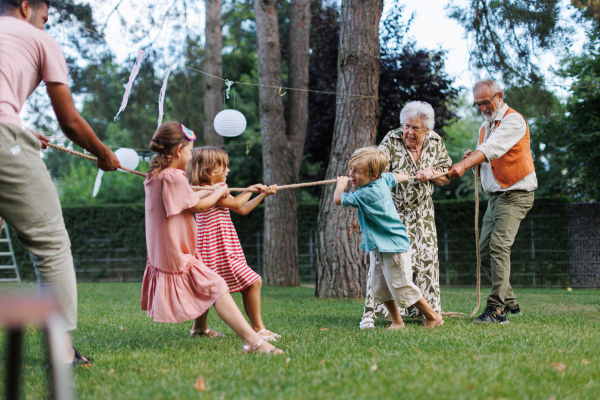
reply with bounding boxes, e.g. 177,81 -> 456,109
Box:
370,249 -> 423,309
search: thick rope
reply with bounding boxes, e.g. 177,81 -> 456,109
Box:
45,144 -> 450,192
192,172 -> 451,192
470,166 -> 482,318
46,143 -> 146,177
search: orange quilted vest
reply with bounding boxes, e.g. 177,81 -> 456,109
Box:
478,108 -> 535,189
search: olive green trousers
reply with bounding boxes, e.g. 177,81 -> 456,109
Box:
480,190 -> 534,311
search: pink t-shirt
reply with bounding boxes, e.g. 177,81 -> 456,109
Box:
0,16 -> 69,127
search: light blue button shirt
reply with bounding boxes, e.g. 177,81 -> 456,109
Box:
340,173 -> 410,253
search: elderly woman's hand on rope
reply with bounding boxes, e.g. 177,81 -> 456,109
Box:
415,168 -> 435,182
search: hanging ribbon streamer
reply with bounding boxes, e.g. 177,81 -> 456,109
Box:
157,61 -> 175,127
114,49 -> 145,121
224,79 -> 234,99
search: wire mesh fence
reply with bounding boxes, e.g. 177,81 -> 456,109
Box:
438,208 -> 571,288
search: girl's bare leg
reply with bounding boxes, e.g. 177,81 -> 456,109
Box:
213,292 -> 283,354
383,299 -> 405,330
240,279 -> 268,332
191,310 -> 209,332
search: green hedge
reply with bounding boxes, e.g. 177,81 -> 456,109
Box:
8,204 -> 147,281
7,198 -> 570,286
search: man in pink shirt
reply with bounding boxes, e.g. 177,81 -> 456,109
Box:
0,0 -> 120,366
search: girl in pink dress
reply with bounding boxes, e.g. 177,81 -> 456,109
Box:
141,121 -> 283,354
187,147 -> 281,342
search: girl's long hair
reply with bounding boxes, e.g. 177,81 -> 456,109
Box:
148,121 -> 189,176
187,147 -> 229,186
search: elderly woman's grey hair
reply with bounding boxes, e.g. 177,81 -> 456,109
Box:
399,101 -> 435,132
473,79 -> 502,94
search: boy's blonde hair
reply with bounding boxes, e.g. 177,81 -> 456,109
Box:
187,147 -> 229,186
348,147 -> 389,178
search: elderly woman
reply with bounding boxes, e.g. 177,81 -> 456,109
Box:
360,101 -> 452,329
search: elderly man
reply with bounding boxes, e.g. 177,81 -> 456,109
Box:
0,0 -> 120,364
447,79 -> 537,325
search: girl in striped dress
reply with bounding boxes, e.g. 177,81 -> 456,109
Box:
187,147 -> 281,342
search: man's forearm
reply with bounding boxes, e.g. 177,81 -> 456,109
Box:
60,115 -> 112,159
459,150 -> 487,170
47,82 -> 119,171
447,150 -> 488,179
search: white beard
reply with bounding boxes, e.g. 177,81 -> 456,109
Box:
483,109 -> 500,124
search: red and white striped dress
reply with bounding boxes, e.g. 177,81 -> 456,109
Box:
195,205 -> 261,292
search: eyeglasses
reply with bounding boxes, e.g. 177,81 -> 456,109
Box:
473,92 -> 499,108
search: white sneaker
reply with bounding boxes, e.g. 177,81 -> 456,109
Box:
359,317 -> 375,330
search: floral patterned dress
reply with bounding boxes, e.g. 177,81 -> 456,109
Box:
363,128 -> 452,319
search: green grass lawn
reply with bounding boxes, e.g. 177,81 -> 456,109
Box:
1,283 -> 599,399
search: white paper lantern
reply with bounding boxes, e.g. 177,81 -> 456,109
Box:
114,147 -> 140,171
214,109 -> 247,137
92,148 -> 140,197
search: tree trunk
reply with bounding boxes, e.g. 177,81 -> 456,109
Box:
203,0 -> 224,147
255,0 -> 298,286
315,0 -> 382,298
288,0 -> 311,179
254,0 -> 310,286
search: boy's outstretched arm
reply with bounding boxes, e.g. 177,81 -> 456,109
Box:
334,176 -> 350,205
393,172 -> 409,183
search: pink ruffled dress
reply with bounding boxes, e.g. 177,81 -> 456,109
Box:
141,168 -> 229,323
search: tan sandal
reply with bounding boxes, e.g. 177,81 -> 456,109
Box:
257,329 -> 281,342
190,328 -> 226,338
242,339 -> 284,355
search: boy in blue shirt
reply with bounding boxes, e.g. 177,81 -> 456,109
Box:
334,147 -> 443,329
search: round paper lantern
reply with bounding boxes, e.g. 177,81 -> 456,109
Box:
114,147 -> 140,171
214,109 -> 247,137
93,148 -> 140,197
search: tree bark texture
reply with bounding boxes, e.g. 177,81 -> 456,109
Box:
315,0 -> 383,298
288,0 -> 311,178
203,0 -> 224,147
255,0 -> 309,286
